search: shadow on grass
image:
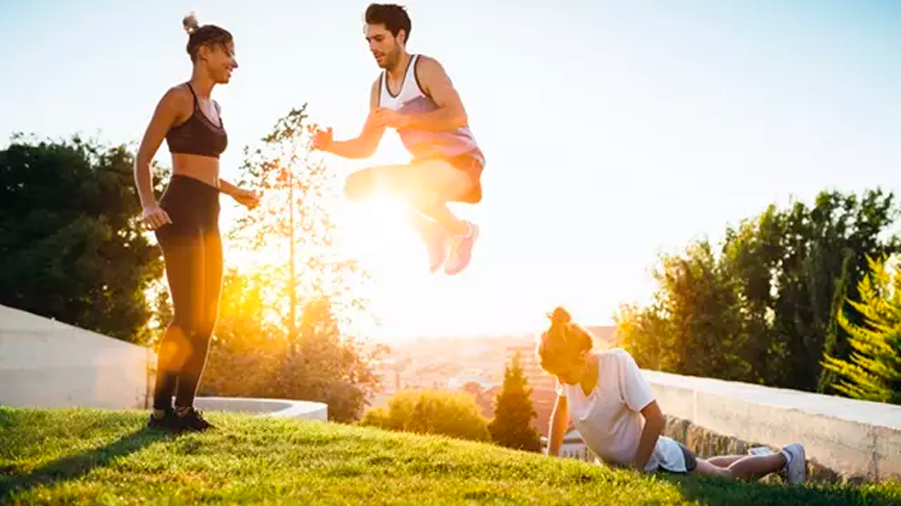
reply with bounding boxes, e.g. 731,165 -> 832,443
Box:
660,473 -> 901,506
0,427 -> 174,501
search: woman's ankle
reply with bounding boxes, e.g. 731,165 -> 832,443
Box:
175,405 -> 194,417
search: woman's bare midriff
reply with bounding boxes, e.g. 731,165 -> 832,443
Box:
171,153 -> 221,189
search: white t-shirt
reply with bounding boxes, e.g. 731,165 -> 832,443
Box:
556,348 -> 686,472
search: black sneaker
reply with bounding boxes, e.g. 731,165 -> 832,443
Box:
147,408 -> 178,430
174,406 -> 214,431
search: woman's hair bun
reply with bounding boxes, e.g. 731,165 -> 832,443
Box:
550,306 -> 571,324
182,12 -> 200,35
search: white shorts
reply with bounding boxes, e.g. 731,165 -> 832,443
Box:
646,436 -> 698,474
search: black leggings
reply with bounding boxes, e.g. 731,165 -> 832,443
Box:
152,175 -> 223,410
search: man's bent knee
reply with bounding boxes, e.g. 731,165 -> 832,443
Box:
344,170 -> 376,203
407,188 -> 443,211
410,159 -> 475,203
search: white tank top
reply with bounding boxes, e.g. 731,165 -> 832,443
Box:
377,54 -> 484,166
378,54 -> 425,111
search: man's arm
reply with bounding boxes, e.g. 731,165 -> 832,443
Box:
401,56 -> 469,131
633,400 -> 665,470
321,79 -> 386,159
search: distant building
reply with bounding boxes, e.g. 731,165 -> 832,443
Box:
447,371 -> 493,392
474,384 -> 502,420
529,387 -> 559,437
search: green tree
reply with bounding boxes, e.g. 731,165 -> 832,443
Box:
199,271 -> 386,423
487,351 -> 542,452
0,135 -> 163,343
724,190 -> 900,391
227,105 -> 368,342
822,255 -> 901,404
197,268 -> 285,399
617,241 -> 754,383
195,107 -> 383,422
718,204 -> 788,385
274,297 -> 386,423
616,189 -> 900,394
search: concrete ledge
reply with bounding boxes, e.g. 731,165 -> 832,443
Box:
644,368 -> 901,482
194,396 -> 328,422
0,304 -> 152,409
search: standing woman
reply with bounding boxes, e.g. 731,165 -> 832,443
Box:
134,13 -> 259,431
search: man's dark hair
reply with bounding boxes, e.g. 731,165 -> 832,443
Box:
365,4 -> 412,43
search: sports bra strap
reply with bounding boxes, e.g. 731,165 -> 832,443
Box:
185,82 -> 199,110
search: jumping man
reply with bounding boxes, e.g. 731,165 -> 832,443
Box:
312,3 -> 485,275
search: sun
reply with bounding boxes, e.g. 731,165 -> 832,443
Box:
334,192 -> 427,280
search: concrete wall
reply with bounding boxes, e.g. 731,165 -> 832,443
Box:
644,369 -> 901,483
0,304 -> 154,410
194,396 -> 328,422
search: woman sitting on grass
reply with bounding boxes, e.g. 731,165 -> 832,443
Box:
541,307 -> 807,484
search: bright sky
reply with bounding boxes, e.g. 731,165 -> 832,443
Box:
2,0 -> 899,341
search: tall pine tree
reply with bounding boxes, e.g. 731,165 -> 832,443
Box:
822,255 -> 901,405
488,351 -> 542,452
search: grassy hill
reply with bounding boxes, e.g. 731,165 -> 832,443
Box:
1,407 -> 899,505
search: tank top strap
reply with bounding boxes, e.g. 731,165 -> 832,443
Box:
407,55 -> 421,92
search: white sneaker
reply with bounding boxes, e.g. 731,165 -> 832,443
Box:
409,215 -> 450,273
444,221 -> 479,275
780,443 -> 807,484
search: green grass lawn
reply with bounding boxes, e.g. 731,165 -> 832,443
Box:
1,407 -> 899,505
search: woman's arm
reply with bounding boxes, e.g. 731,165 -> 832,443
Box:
218,178 -> 243,197
219,177 -> 260,210
547,394 -> 570,457
633,400 -> 665,470
134,87 -> 186,229
134,88 -> 184,208
616,349 -> 664,471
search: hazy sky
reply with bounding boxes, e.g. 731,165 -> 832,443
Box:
2,0 -> 899,340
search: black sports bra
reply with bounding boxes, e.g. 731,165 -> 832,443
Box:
166,82 -> 228,158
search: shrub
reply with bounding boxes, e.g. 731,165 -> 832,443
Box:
360,389 -> 490,442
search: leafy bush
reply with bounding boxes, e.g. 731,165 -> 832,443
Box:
360,389 -> 490,442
